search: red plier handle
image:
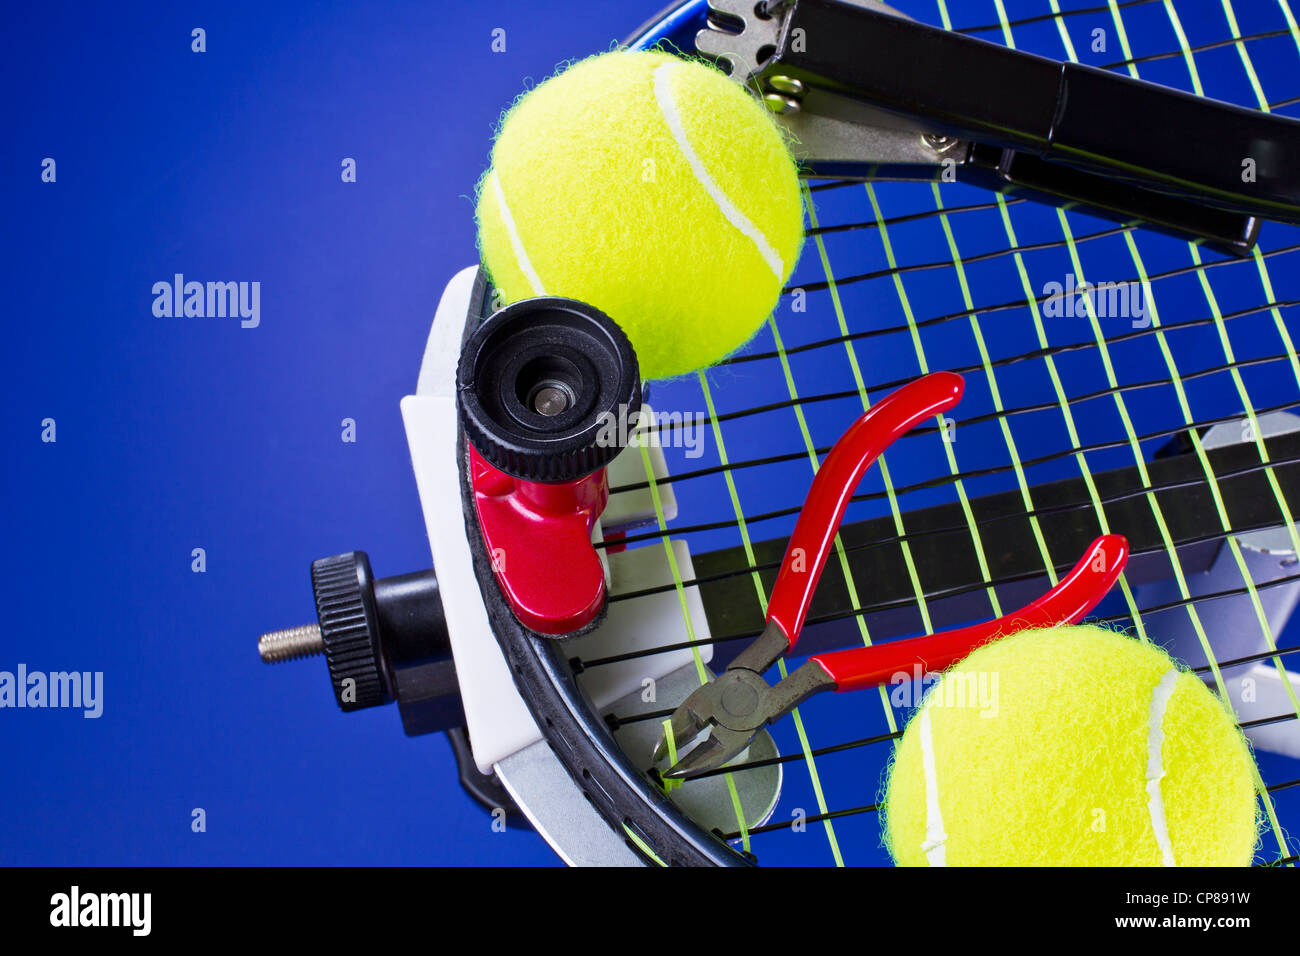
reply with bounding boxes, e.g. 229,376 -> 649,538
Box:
767,371 -> 965,649
654,371 -> 1130,780
811,532 -> 1128,691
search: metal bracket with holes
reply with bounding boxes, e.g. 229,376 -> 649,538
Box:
695,0 -> 1300,255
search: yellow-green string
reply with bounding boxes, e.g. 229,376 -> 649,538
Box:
659,718 -> 683,794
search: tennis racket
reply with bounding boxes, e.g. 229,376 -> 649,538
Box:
267,0 -> 1300,866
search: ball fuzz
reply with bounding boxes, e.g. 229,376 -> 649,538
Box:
883,625 -> 1260,866
475,51 -> 804,381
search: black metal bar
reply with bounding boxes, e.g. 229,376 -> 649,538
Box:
770,0 -> 1300,224
961,144 -> 1260,257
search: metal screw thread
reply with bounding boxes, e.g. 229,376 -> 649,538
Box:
258,624 -> 324,663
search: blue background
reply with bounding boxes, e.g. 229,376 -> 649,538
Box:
0,0 -> 642,866
5,0 -> 1300,866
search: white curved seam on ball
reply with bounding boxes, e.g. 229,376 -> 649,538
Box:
650,61 -> 785,281
918,702 -> 948,867
490,170 -> 546,297
1145,668 -> 1180,867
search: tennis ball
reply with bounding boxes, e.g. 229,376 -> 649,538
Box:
475,50 -> 804,381
883,625 -> 1260,866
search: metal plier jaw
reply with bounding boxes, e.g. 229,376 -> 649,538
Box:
654,372 -> 1129,780
698,0 -> 1300,255
653,621 -> 834,779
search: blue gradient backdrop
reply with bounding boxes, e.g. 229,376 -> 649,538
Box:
0,0 -> 662,866
6,0 -> 1300,867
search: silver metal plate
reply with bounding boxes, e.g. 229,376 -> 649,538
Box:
608,662 -> 783,839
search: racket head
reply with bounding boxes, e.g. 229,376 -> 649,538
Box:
456,0 -> 1300,867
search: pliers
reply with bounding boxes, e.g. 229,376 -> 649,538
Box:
654,371 -> 1129,779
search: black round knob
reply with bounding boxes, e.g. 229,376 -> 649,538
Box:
457,296 -> 642,483
311,552 -> 390,712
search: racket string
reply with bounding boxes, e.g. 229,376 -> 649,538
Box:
953,0 -> 1158,36
605,399 -> 1300,561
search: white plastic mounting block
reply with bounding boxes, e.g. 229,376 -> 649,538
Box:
402,267 -> 712,774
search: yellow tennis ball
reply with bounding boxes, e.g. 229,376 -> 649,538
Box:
475,50 -> 804,381
883,625 -> 1260,866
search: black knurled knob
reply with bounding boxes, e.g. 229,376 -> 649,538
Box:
311,552 -> 390,711
457,295 -> 642,483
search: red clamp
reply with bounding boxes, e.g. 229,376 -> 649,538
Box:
457,295 -> 641,637
468,445 -> 609,635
